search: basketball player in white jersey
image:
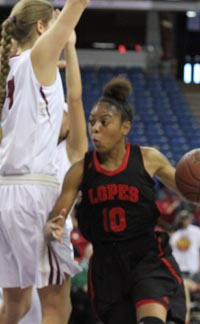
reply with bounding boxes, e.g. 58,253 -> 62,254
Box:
0,1 -> 89,323
15,29 -> 87,324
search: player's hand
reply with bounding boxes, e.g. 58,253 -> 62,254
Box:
58,30 -> 76,68
44,209 -> 66,242
53,8 -> 61,20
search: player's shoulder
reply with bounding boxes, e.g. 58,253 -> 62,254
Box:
140,145 -> 163,160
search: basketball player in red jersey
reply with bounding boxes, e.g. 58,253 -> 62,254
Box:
45,76 -> 186,324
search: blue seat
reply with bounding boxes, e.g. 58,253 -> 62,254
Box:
79,66 -> 200,165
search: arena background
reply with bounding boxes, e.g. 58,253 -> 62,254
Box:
1,1 -> 200,323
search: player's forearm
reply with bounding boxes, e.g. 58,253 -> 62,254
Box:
54,0 -> 89,47
49,160 -> 84,221
64,44 -> 82,101
50,195 -> 66,218
31,0 -> 89,83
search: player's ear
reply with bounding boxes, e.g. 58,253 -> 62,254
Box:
122,121 -> 131,136
36,20 -> 45,35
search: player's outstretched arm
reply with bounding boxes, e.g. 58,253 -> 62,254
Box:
31,0 -> 90,85
151,149 -> 177,191
64,30 -> 88,163
142,146 -> 177,192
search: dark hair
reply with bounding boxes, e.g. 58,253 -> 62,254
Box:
98,76 -> 133,123
178,210 -> 192,220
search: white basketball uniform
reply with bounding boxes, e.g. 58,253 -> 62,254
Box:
0,128 -> 81,324
0,49 -> 68,288
18,134 -> 81,324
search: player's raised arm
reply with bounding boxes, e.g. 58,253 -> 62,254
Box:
64,30 -> 88,162
31,0 -> 90,85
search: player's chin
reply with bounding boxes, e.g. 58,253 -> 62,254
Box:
92,140 -> 111,154
92,141 -> 102,150
93,145 -> 107,154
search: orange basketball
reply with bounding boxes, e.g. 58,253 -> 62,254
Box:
175,149 -> 200,203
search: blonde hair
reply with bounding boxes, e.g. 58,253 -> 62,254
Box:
0,0 -> 53,142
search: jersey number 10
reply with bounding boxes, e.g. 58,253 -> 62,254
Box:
102,207 -> 126,232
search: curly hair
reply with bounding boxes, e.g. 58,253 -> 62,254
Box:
99,76 -> 133,123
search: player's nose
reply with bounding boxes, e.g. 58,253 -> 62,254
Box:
92,121 -> 101,133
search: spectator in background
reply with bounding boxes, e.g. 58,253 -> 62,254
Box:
156,187 -> 180,220
156,186 -> 181,232
170,210 -> 200,276
170,210 -> 200,323
193,206 -> 200,228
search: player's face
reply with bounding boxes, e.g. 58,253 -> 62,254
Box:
88,103 -> 130,153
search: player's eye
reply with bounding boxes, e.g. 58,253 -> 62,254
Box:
101,119 -> 108,126
89,119 -> 95,126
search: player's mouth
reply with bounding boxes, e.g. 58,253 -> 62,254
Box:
92,138 -> 101,148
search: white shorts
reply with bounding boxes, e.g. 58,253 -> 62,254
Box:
49,220 -> 81,284
0,174 -> 81,289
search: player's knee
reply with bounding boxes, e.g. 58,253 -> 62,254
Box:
138,317 -> 165,324
0,300 -> 31,323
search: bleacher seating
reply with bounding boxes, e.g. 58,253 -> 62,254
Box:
61,66 -> 200,166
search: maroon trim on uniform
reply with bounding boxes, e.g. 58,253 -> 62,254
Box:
48,245 -> 54,285
10,54 -> 20,58
93,143 -> 131,176
51,246 -> 61,285
161,257 -> 182,285
40,86 -> 50,117
7,77 -> 15,110
136,299 -> 168,310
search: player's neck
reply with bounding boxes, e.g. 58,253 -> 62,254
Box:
98,143 -> 127,171
16,36 -> 38,54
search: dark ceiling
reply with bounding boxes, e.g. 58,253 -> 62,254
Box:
0,0 -> 199,11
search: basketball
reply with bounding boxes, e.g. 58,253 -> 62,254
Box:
175,149 -> 200,203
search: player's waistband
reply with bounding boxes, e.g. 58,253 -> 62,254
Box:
0,174 -> 59,188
